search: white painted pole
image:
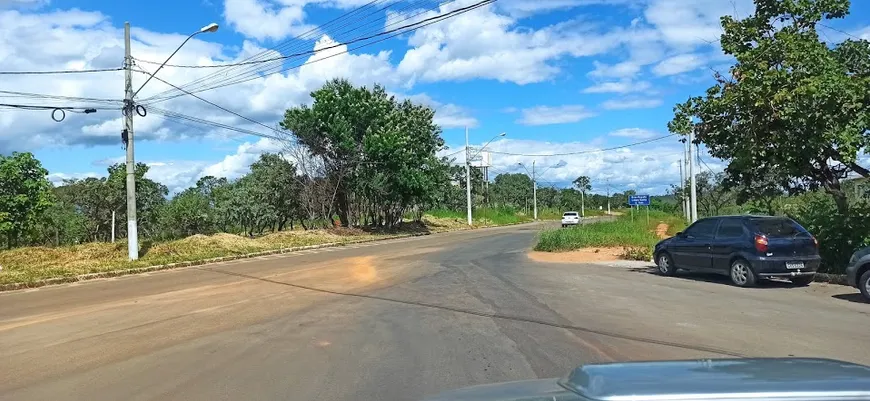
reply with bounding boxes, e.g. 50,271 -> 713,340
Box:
465,126 -> 473,226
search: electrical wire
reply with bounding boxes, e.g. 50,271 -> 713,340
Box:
147,107 -> 282,141
136,0 -> 397,101
0,90 -> 121,104
132,68 -> 282,135
140,0 -> 489,105
140,0 -> 456,70
139,0 -> 446,103
0,67 -> 123,75
487,134 -> 677,156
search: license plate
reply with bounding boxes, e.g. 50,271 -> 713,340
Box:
786,262 -> 805,270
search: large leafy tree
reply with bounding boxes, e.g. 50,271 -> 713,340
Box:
280,79 -> 446,227
670,0 -> 870,215
0,152 -> 53,247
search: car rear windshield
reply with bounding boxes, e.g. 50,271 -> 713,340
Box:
749,218 -> 807,238
563,212 -> 578,217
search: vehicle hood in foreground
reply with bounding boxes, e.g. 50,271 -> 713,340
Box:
424,358 -> 870,401
422,378 -> 580,401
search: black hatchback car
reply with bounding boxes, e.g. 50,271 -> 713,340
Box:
654,216 -> 821,287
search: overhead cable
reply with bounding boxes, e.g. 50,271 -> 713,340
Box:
138,0 -> 442,102
0,67 -> 123,75
132,68 -> 282,135
140,0 -> 490,104
487,134 -> 677,156
138,0 -> 401,102
148,107 -> 282,140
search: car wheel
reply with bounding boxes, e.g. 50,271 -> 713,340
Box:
791,275 -> 814,287
656,252 -> 676,276
730,259 -> 756,287
860,270 -> 870,302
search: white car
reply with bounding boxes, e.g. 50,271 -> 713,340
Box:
561,211 -> 581,227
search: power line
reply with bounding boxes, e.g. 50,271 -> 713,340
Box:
147,107 -> 282,140
140,0 -> 490,105
487,134 -> 677,156
139,0 -> 446,103
137,0 -> 399,101
137,0 -> 470,70
132,68 -> 282,135
0,90 -> 121,104
0,67 -> 123,75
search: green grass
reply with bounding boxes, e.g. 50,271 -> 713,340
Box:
424,207 -> 531,225
534,211 -> 687,253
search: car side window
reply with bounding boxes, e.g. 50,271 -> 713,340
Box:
684,219 -> 719,239
716,219 -> 744,239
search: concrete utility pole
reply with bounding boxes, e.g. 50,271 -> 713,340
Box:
689,130 -> 698,222
532,160 -> 537,220
679,158 -> 687,221
123,22 -> 138,260
465,126 -> 473,226
606,178 -> 611,215
123,21 -> 219,259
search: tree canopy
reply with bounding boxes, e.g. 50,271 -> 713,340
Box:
669,0 -> 870,214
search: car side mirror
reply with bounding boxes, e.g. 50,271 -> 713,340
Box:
676,231 -> 684,237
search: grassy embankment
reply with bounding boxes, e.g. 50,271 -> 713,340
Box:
0,212 -> 524,287
535,211 -> 687,260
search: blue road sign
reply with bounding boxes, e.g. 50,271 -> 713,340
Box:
628,195 -> 650,206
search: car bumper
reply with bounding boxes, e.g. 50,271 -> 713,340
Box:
845,262 -> 858,287
750,256 -> 821,279
561,220 -> 580,225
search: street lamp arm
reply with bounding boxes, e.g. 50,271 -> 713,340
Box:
468,132 -> 505,161
132,23 -> 218,98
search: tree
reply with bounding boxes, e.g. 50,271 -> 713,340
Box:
106,163 -> 168,239
572,175 -> 592,216
695,171 -> 736,217
491,173 -> 533,211
670,0 -> 870,215
0,152 -> 53,248
280,79 -> 447,227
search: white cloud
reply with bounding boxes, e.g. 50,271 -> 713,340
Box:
583,80 -> 651,94
652,53 -> 705,76
609,128 -> 659,139
643,0 -> 754,48
516,105 -> 596,126
587,60 -> 643,79
223,0 -> 311,42
404,93 -> 478,129
601,97 -> 662,110
47,172 -> 99,186
395,1 -> 624,85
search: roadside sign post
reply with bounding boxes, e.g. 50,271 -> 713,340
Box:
628,195 -> 651,225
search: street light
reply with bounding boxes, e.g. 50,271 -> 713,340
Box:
122,21 -> 219,261
465,129 -> 506,226
132,22 -> 220,98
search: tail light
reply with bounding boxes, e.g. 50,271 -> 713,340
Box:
754,234 -> 769,253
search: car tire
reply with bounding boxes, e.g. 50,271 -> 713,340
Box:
730,259 -> 756,287
656,252 -> 676,276
860,270 -> 870,302
791,275 -> 814,287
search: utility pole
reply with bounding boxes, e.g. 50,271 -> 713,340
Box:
606,178 -> 611,215
580,190 -> 585,218
123,22 -> 139,260
532,160 -> 537,220
679,158 -> 687,221
465,126 -> 473,226
689,130 -> 698,222
111,210 -> 116,243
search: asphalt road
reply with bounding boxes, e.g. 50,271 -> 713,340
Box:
1,222 -> 868,401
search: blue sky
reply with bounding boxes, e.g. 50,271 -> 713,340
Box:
1,0 -> 869,195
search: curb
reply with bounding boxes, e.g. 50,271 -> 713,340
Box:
0,221 -> 541,293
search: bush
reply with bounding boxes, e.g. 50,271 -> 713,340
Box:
787,192 -> 870,274
621,246 -> 652,261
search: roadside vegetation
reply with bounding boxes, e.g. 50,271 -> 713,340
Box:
535,212 -> 686,261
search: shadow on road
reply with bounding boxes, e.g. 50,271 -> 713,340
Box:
831,293 -> 868,304
630,268 -> 813,289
